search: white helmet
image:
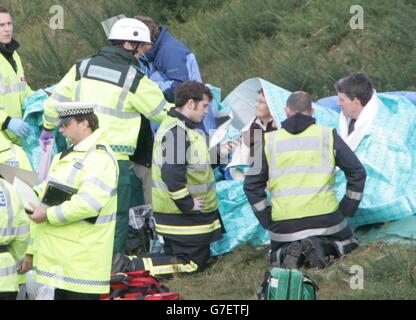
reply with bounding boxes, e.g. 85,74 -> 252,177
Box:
108,18 -> 151,44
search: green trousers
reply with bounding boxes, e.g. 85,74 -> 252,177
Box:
113,160 -> 145,255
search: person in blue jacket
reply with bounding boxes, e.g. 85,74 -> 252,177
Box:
130,16 -> 208,213
135,15 -> 202,103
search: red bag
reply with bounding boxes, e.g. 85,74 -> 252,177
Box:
101,270 -> 179,300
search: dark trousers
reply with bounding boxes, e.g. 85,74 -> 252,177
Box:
0,292 -> 17,300
54,289 -> 100,300
131,238 -> 211,276
270,234 -> 358,266
113,160 -> 132,256
163,238 -> 211,270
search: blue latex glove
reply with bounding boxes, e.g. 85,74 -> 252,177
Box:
7,118 -> 31,138
39,128 -> 54,152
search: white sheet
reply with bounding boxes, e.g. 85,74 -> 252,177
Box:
339,90 -> 379,152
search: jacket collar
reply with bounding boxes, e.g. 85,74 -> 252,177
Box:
0,39 -> 19,57
73,128 -> 105,152
99,46 -> 139,67
253,117 -> 275,132
168,108 -> 197,130
143,26 -> 168,61
281,113 -> 316,134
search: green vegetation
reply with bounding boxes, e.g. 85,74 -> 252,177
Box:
5,0 -> 416,98
164,243 -> 416,300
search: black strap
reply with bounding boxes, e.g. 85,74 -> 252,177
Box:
257,271 -> 270,300
303,276 -> 319,292
286,270 -> 292,300
109,283 -> 160,300
0,245 -> 8,253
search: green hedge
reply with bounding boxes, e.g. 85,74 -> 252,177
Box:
5,0 -> 416,98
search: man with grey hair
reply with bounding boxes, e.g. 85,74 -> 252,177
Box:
244,91 -> 366,269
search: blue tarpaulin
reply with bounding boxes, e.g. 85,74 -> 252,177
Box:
22,88 -> 66,172
211,79 -> 416,255
20,84 -> 416,256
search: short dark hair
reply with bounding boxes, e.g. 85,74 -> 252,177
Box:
175,81 -> 213,108
286,91 -> 312,113
110,40 -> 124,47
335,73 -> 373,107
74,113 -> 99,131
135,15 -> 160,42
0,5 -> 10,14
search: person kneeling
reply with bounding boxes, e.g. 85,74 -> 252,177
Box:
113,81 -> 224,276
244,91 -> 366,269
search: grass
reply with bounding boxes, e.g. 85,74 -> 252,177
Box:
163,242 -> 416,300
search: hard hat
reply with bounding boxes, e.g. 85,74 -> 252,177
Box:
108,18 -> 151,43
102,14 -> 126,38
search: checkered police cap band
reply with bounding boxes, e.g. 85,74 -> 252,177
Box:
58,108 -> 94,118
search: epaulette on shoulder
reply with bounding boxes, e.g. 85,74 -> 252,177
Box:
96,144 -> 107,152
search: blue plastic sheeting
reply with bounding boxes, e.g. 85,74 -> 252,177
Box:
22,89 -> 56,172
355,215 -> 416,245
212,80 -> 416,255
316,96 -> 341,113
22,88 -> 65,172
210,180 -> 270,256
221,78 -> 339,181
335,93 -> 416,228
260,79 -> 339,129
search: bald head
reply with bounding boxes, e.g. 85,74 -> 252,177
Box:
286,91 -> 312,112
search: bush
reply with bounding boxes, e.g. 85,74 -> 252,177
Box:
6,0 -> 416,96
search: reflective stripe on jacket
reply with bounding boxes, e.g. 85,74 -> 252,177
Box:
152,115 -> 221,239
265,124 -> 339,221
0,179 -> 29,292
0,51 -> 33,144
43,47 -> 172,160
152,115 -> 218,215
32,129 -> 118,294
0,132 -> 32,170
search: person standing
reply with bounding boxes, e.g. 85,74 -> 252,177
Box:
29,103 -> 118,300
0,178 -> 29,300
0,5 -> 33,144
131,15 -> 205,209
40,18 -> 173,255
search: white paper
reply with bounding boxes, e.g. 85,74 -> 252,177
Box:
13,176 -> 40,211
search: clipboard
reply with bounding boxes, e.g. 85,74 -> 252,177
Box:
41,181 -> 78,207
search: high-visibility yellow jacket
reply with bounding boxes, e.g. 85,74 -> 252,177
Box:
0,50 -> 33,144
0,179 -> 29,293
265,124 -> 339,222
32,129 -> 118,294
0,131 -> 32,285
43,47 -> 173,161
0,131 -> 32,171
152,114 -> 222,242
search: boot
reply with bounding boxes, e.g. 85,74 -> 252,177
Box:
301,237 -> 329,269
282,241 -> 303,269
